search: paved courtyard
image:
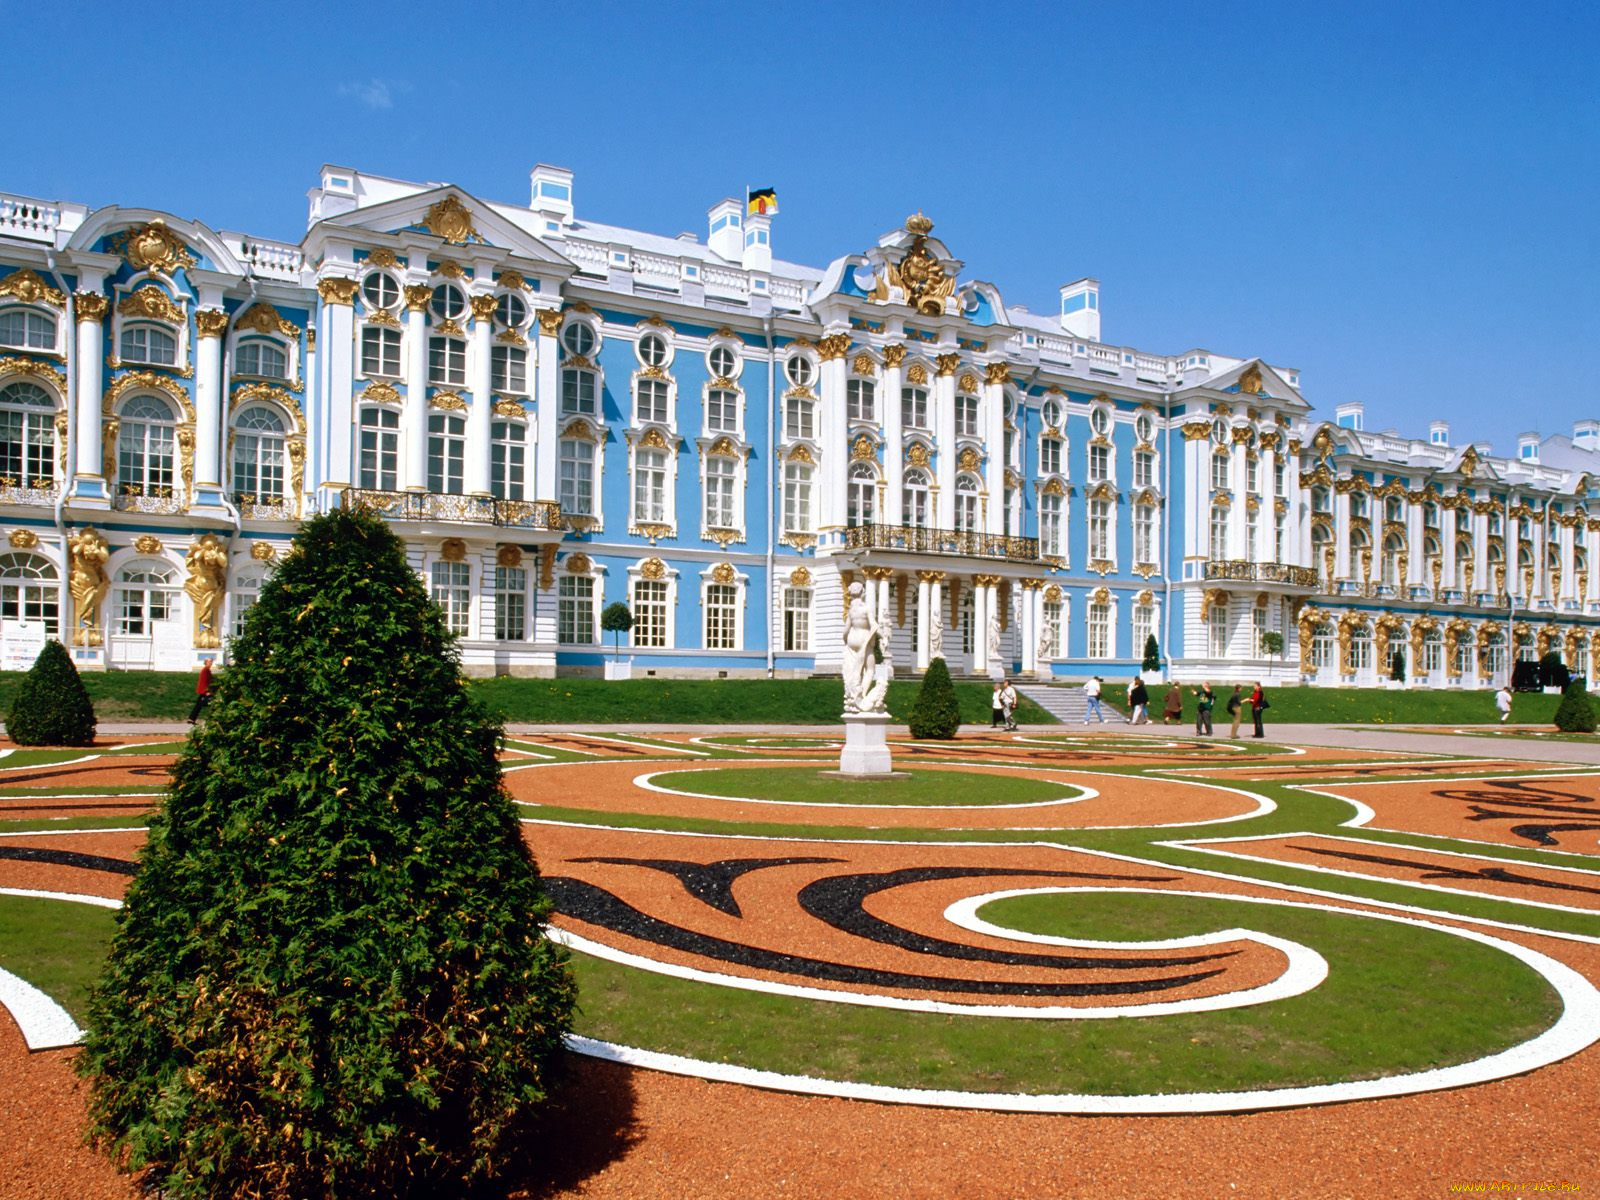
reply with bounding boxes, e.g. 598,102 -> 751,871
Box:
1,724 -> 1596,1197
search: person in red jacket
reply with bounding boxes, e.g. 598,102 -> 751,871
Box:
1248,681 -> 1268,739
188,660 -> 212,724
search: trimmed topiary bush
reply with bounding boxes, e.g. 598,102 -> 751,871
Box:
601,600 -> 634,660
1142,634 -> 1161,674
78,509 -> 576,1200
908,656 -> 962,739
6,638 -> 95,746
1554,680 -> 1597,733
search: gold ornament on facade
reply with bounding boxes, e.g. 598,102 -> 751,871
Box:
360,381 -> 402,406
133,534 -> 162,555
906,363 -> 928,385
422,195 -> 478,245
250,542 -> 276,562
235,302 -> 300,340
956,372 -> 978,393
184,534 -> 228,649
535,309 -> 564,337
560,418 -> 598,443
787,566 -> 812,588
1198,588 -> 1228,621
785,444 -> 814,465
111,220 -> 195,275
102,370 -> 195,420
434,318 -> 465,338
957,447 -> 980,473
496,269 -> 526,291
493,545 -> 523,570
870,215 -> 958,315
633,522 -> 672,545
494,398 -> 527,419
178,425 -> 196,506
882,344 -> 907,368
0,357 -> 67,393
430,392 -> 468,412
1458,447 -> 1479,477
640,427 -> 670,450
1181,420 -> 1212,441
935,353 -> 961,377
710,562 -> 736,585
1238,364 -> 1264,395
117,286 -> 186,325
401,284 -> 431,312
493,328 -> 527,345
905,442 -> 930,469
564,552 -> 593,575
817,333 -> 851,361
851,352 -> 877,377
469,293 -> 498,322
850,434 -> 877,462
68,527 -> 109,646
982,361 -> 1010,386
7,529 -> 37,549
640,557 -> 667,581
367,248 -> 399,269
316,278 -> 360,306
194,308 -> 229,339
73,292 -> 109,323
0,268 -> 66,309
440,538 -> 467,563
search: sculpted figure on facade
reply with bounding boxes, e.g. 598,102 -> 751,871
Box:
929,606 -> 944,660
68,527 -> 110,646
185,534 -> 229,648
987,612 -> 1002,662
841,581 -> 885,714
1038,614 -> 1058,663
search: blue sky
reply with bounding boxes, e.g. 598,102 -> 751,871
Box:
6,0 -> 1595,455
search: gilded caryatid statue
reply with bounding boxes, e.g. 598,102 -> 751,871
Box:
68,527 -> 110,646
184,534 -> 228,649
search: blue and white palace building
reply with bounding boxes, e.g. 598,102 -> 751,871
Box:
0,165 -> 1595,685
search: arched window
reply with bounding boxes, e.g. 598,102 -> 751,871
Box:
1422,627 -> 1443,675
847,462 -> 876,527
427,413 -> 466,494
1310,621 -> 1334,670
954,473 -> 980,533
235,338 -> 287,379
634,447 -> 668,522
358,406 -> 399,491
114,562 -> 177,636
0,308 -> 56,351
0,552 -> 58,635
902,467 -> 930,529
117,395 -> 176,497
559,437 -> 595,516
231,406 -> 286,504
1381,534 -> 1404,587
0,381 -> 57,488
120,324 -> 177,367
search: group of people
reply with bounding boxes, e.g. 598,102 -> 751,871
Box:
989,679 -> 1021,731
1082,675 -> 1270,738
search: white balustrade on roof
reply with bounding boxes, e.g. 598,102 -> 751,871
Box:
232,235 -> 304,281
0,193 -> 77,244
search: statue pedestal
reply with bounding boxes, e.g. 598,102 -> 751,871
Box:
838,711 -> 894,776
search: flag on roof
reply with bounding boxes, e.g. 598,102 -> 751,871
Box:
747,188 -> 778,216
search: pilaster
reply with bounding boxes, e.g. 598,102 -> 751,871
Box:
403,284 -> 430,491
71,290 -> 109,507
467,293 -> 495,496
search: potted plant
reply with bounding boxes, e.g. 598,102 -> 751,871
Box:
601,601 -> 634,680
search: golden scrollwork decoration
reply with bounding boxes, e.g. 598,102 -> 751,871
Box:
423,195 -> 479,245
234,302 -> 300,339
7,529 -> 38,549
0,268 -> 66,309
117,286 -> 186,325
317,278 -> 360,306
640,557 -> 667,581
869,213 -> 958,315
440,538 -> 467,563
111,221 -> 195,275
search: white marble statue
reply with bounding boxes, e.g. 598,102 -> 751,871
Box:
929,608 -> 944,660
987,612 -> 1002,661
841,581 -> 885,714
1038,615 -> 1058,662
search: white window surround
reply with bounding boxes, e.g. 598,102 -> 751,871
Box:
699,564 -> 747,651
633,371 -> 676,429
636,329 -> 673,369
707,340 -> 742,382
0,305 -> 62,353
699,444 -> 746,539
628,561 -> 679,650
427,556 -> 473,636
110,281 -> 188,370
703,378 -> 744,438
559,420 -> 604,529
1086,596 -> 1117,659
627,431 -> 678,533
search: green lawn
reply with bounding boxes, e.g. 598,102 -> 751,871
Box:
0,894 -> 116,1022
652,765 -> 1086,807
1086,683 -> 1564,727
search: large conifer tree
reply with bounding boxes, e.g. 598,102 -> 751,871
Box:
79,509 -> 575,1199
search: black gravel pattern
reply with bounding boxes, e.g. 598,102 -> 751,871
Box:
0,846 -> 137,875
571,856 -> 845,917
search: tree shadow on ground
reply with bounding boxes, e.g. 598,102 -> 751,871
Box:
489,1056 -> 641,1199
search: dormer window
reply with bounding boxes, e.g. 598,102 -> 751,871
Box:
120,324 -> 178,367
236,338 -> 287,380
0,309 -> 55,352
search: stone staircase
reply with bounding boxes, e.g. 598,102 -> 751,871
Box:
1015,683 -> 1095,725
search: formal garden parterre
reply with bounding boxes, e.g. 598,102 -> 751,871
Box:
0,725 -> 1598,1197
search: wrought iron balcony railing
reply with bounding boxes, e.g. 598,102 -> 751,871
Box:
0,476 -> 61,507
1204,559 -> 1321,588
112,483 -> 183,514
342,488 -> 563,530
842,522 -> 1040,562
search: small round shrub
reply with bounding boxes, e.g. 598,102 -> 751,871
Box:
908,657 -> 962,739
7,639 -> 96,746
1554,680 -> 1597,734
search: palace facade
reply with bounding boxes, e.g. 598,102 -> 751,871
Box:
0,166 -> 1593,685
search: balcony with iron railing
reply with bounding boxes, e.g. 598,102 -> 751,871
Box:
0,475 -> 63,507
341,488 -> 563,530
112,483 -> 184,514
1204,559 -> 1321,588
843,522 -> 1040,562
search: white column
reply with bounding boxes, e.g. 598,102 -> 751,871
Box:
1229,436 -> 1250,560
1334,490 -> 1352,579
467,295 -> 494,496
972,575 -> 989,675
1405,495 -> 1425,588
403,286 -> 429,491
818,333 -> 849,535
916,572 -> 931,669
72,291 -> 107,501
1472,508 -> 1489,598
1442,515 -> 1458,594
1021,581 -> 1037,674
193,303 -> 225,504
982,364 -> 1006,534
534,310 -> 560,502
882,347 -> 905,524
934,355 -> 958,529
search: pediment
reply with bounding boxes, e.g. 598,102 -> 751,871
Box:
1208,358 -> 1305,405
312,186 -> 574,270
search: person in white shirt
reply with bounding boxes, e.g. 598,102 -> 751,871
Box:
1083,676 -> 1106,724
999,679 -> 1019,731
1495,685 -> 1513,724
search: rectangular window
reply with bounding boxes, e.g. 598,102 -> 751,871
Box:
1089,499 -> 1111,560
704,457 -> 737,528
636,378 -> 669,425
633,449 -> 668,522
559,439 -> 594,516
428,337 -> 466,387
495,566 -> 526,641
1132,603 -> 1154,654
784,463 -> 812,533
901,387 -> 928,429
1087,602 -> 1111,658
704,582 -> 738,650
1254,604 -> 1269,657
1040,437 -> 1062,477
1351,629 -> 1373,671
1040,494 -> 1063,558
847,378 -> 876,423
956,394 -> 979,437
491,345 -> 528,393
632,578 -> 669,648
361,327 -> 401,377
1212,453 -> 1230,491
557,576 -> 594,644
1274,458 -> 1286,496
1312,623 -> 1334,669
430,561 -> 471,636
1088,444 -> 1110,482
561,368 -> 596,416
1134,506 -> 1154,563
1208,603 -> 1228,657
1247,456 -> 1259,494
427,414 -> 465,494
706,388 -> 740,433
785,397 -> 814,441
1041,600 -> 1063,657
783,587 -> 811,652
359,407 -> 399,491
491,420 -> 526,500
1134,450 -> 1154,489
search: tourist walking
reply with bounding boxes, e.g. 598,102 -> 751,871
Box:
1127,675 -> 1150,725
1195,683 -> 1215,736
1496,684 -> 1513,724
1226,685 -> 1244,738
1083,676 -> 1107,724
999,678 -> 1019,732
1249,681 -> 1269,739
991,682 -> 1004,728
188,659 -> 213,724
1162,685 -> 1183,725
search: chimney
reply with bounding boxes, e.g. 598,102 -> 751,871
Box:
742,212 -> 772,273
1573,420 -> 1600,451
1429,421 -> 1450,447
1517,431 -> 1541,463
529,164 -> 574,229
1059,278 -> 1100,342
707,198 -> 742,261
1334,402 -> 1364,431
